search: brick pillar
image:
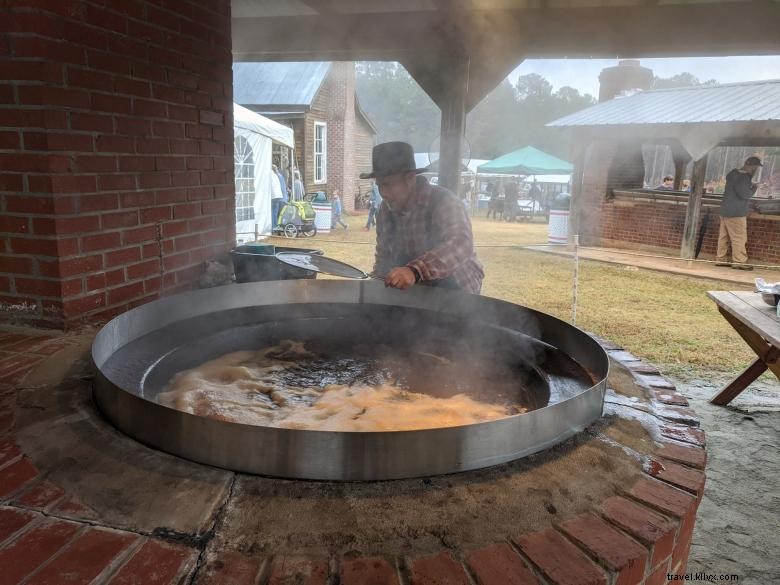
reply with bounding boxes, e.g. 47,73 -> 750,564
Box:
327,62 -> 356,212
579,142 -> 617,246
0,1 -> 234,328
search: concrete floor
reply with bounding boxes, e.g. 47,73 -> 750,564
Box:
674,376 -> 780,582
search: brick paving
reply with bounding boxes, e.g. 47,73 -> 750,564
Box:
0,327 -> 200,585
0,324 -> 710,584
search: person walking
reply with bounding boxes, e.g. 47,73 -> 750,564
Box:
331,191 -> 348,230
715,156 -> 762,270
365,181 -> 382,231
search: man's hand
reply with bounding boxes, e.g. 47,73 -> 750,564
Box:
384,267 -> 416,290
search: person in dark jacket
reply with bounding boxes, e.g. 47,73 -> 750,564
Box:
364,181 -> 382,231
715,156 -> 762,270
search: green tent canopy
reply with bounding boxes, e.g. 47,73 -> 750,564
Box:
476,146 -> 572,175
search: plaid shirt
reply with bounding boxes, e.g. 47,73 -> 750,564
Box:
374,177 -> 484,294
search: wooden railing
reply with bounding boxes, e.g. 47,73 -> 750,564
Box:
610,189 -> 780,217
611,189 -> 723,207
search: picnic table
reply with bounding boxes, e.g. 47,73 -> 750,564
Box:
707,291 -> 780,405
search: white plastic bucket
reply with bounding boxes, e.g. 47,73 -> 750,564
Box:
312,204 -> 332,234
548,209 -> 569,245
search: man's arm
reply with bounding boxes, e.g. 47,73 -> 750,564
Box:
406,195 -> 475,281
373,205 -> 394,277
734,174 -> 756,200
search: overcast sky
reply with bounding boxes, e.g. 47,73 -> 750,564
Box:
509,56 -> 780,96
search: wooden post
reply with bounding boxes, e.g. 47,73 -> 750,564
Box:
438,56 -> 469,193
680,155 -> 708,259
672,156 -> 688,191
568,141 -> 586,246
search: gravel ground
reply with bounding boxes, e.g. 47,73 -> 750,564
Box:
672,375 -> 780,583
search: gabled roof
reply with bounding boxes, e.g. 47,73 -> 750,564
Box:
233,62 -> 331,108
355,97 -> 377,135
548,80 -> 780,127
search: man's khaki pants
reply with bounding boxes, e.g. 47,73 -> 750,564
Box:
716,216 -> 748,264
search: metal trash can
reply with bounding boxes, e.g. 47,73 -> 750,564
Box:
548,193 -> 571,245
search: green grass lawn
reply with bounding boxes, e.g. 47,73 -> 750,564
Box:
268,213 -> 757,380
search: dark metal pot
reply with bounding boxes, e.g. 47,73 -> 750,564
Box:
230,244 -> 324,282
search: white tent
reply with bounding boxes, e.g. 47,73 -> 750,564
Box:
233,103 -> 295,242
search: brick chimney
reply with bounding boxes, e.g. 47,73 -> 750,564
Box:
327,63 -> 357,212
598,60 -> 654,102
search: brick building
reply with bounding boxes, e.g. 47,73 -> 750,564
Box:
233,61 -> 377,212
0,1 -> 234,329
549,63 -> 780,264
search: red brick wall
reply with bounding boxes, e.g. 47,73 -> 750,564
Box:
601,200 -> 688,250
327,62 -> 356,212
0,0 -> 234,328
601,200 -> 780,263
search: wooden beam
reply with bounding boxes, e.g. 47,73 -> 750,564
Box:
711,355 -> 770,406
680,156 -> 708,259
464,53 -> 523,112
672,158 -> 686,191
403,51 -> 522,114
232,13 -> 451,62
438,56 -> 469,192
670,141 -> 692,191
233,4 -> 780,62
400,55 -> 452,108
299,1 -> 340,14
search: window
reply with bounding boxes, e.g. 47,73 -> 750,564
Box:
234,135 -> 255,222
314,122 -> 326,184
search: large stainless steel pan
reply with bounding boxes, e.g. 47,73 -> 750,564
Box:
92,280 -> 608,480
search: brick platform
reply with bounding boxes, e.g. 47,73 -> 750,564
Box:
0,326 -> 706,585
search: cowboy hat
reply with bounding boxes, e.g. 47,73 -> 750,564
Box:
359,141 -> 428,179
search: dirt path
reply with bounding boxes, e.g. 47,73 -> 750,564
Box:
672,375 -> 780,582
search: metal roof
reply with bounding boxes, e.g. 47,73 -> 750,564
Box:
548,80 -> 780,128
233,62 -> 331,107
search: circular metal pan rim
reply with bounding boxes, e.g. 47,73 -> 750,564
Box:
91,280 -> 609,481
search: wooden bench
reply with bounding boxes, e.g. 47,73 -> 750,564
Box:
707,291 -> 780,405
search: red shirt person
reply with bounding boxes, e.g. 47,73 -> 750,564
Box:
360,142 -> 484,293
